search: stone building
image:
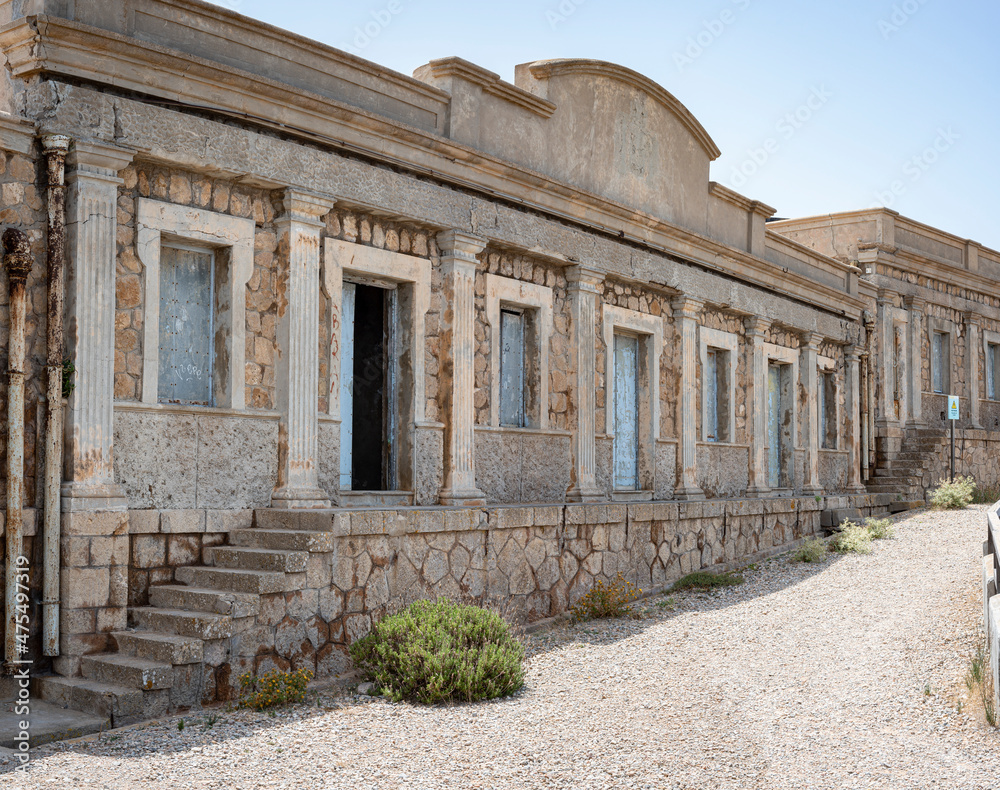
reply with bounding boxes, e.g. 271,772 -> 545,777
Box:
0,0 -> 990,722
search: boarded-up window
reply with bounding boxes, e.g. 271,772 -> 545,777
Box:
613,333 -> 639,489
158,245 -> 214,405
819,371 -> 836,450
706,349 -> 719,441
989,343 -> 1000,401
932,332 -> 947,394
767,364 -> 781,489
499,309 -> 525,427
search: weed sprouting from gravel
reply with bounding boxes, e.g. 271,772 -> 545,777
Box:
238,668 -> 313,711
830,520 -> 873,554
570,572 -> 642,622
671,570 -> 745,591
791,537 -> 829,563
865,517 -> 896,540
930,476 -> 976,509
965,636 -> 997,727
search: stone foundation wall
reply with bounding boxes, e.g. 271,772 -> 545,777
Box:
124,497 -> 823,692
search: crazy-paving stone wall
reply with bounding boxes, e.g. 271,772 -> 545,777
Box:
212,499 -> 822,692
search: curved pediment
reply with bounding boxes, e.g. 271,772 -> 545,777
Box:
522,59 -> 721,161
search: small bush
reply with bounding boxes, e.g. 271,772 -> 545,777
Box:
570,572 -> 641,622
671,570 -> 744,591
238,668 -> 313,711
865,517 -> 896,540
349,599 -> 525,705
830,519 -> 873,554
792,537 -> 828,563
930,476 -> 975,509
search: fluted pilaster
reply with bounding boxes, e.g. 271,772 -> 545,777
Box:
437,230 -> 487,506
61,141 -> 134,512
672,296 -> 704,500
271,189 -> 335,509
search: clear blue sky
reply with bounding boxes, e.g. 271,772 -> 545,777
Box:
220,0 -> 999,249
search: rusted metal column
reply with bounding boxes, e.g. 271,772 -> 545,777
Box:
42,135 -> 69,657
4,228 -> 32,670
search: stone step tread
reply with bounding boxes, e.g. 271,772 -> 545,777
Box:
175,565 -> 287,595
209,546 -> 309,573
111,630 -> 204,665
81,653 -> 174,691
150,584 -> 260,618
231,528 -> 335,553
253,510 -> 338,532
130,606 -> 235,640
37,676 -> 145,724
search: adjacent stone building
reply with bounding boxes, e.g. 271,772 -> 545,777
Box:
0,0 -> 991,721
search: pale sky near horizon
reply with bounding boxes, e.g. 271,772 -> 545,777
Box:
215,0 -> 998,250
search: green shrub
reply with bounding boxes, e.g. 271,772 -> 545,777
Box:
864,516 -> 896,540
238,667 -> 313,711
570,572 -> 641,622
791,537 -> 828,563
671,570 -> 744,591
830,519 -> 873,554
349,599 -> 525,705
929,476 -> 975,509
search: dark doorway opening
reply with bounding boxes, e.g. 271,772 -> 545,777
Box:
350,283 -> 394,490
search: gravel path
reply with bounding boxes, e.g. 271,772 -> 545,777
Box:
6,506 -> 999,789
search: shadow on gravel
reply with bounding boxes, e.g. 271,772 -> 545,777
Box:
524,507 -> 932,660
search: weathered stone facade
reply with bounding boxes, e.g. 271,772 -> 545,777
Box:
0,0 -> 991,717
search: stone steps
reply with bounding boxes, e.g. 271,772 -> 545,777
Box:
81,653 -> 173,691
36,676 -> 163,728
231,528 -> 335,553
175,565 -> 287,595
209,546 -> 309,574
112,630 -> 203,665
130,606 -> 236,640
150,584 -> 260,618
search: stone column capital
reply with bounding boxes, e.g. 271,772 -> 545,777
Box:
844,344 -> 862,363
670,295 -> 704,319
744,316 -> 770,339
876,287 -> 899,306
436,229 -> 487,262
964,311 -> 982,328
799,330 -> 822,352
565,263 -> 604,293
277,189 -> 335,226
903,295 -> 926,313
66,140 -> 134,179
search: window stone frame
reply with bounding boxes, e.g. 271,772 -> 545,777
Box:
136,198 -> 255,409
485,274 -> 553,430
698,326 -> 738,444
984,330 -> 1000,402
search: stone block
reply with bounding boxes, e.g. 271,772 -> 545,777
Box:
132,535 -> 166,568
167,535 -> 201,566
160,509 -> 206,533
444,508 -> 479,532
63,567 -> 111,609
61,536 -> 91,568
533,506 -> 562,527
205,509 -> 254,532
128,510 -> 160,534
63,511 -> 129,537
494,506 -> 533,530
628,503 -> 654,522
90,535 -> 129,567
350,510 -> 385,535
411,509 -> 444,534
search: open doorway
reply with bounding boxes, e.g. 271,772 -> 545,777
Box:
340,281 -> 397,491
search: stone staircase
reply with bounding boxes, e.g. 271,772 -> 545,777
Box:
37,513 -> 336,727
866,427 -> 947,500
